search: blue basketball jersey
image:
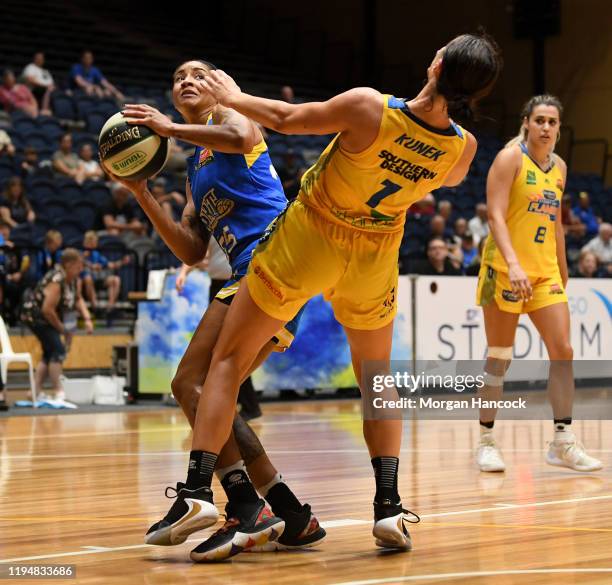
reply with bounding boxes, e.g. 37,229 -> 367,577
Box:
187,128 -> 287,272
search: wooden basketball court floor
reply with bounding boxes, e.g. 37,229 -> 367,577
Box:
1,400 -> 611,584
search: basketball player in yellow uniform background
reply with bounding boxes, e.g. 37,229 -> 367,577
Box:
176,32 -> 503,551
475,95 -> 603,473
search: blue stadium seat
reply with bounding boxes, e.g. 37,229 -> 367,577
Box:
52,94 -> 77,120
28,178 -> 58,203
40,198 -> 69,222
37,117 -> 64,142
56,180 -> 83,201
60,219 -> 86,244
14,118 -> 37,135
82,183 -> 111,206
86,111 -> 107,135
98,234 -> 125,249
23,132 -> 51,151
76,96 -> 97,118
72,199 -> 98,230
9,223 -> 33,244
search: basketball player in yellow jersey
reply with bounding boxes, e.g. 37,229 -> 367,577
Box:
169,32 -> 503,552
475,95 -> 603,473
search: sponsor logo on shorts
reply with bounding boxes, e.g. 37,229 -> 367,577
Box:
549,283 -> 564,295
380,286 -> 396,318
526,170 -> 537,185
254,265 -> 282,299
502,289 -> 520,302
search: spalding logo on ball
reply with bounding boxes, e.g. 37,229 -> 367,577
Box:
98,112 -> 171,180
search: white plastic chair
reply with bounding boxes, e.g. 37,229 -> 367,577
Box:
0,316 -> 37,407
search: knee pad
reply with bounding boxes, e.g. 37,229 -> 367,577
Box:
483,346 -> 512,387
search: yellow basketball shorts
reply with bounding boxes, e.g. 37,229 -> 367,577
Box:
476,264 -> 568,314
246,199 -> 401,330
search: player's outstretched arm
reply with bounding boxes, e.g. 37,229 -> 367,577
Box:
201,70 -> 382,150
122,104 -> 260,154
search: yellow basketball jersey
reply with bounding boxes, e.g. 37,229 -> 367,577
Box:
297,95 -> 467,232
482,143 -> 564,277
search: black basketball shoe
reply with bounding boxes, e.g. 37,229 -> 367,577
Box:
190,499 -> 284,562
145,482 -> 219,546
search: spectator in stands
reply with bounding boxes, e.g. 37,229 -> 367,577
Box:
428,214 -> 462,269
20,146 -> 49,178
452,217 -> 468,247
0,220 -> 31,325
78,144 -> 104,181
581,222 -> 612,274
70,50 -> 124,102
409,192 -> 436,218
21,52 -> 55,115
36,230 -> 63,280
81,231 -> 130,320
150,177 -> 185,219
0,177 -> 35,227
460,231 -> 477,270
465,238 -> 486,276
572,191 -> 600,237
100,183 -> 147,243
0,129 -> 16,159
277,149 -> 304,201
280,85 -> 296,103
571,250 -> 602,279
561,194 -> 586,246
438,199 -> 453,222
53,133 -> 87,184
20,248 -> 93,402
0,69 -> 38,118
468,202 -> 488,244
412,237 -> 462,276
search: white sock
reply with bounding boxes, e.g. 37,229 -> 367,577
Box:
215,460 -> 246,482
258,472 -> 282,497
554,420 -> 574,442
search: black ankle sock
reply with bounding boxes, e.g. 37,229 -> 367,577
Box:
265,482 -> 303,514
186,450 -> 217,490
371,456 -> 400,504
480,420 -> 495,429
220,469 -> 259,507
554,417 -> 572,431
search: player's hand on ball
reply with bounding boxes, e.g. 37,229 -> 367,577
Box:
200,70 -> 241,106
105,168 -> 147,198
122,104 -> 174,137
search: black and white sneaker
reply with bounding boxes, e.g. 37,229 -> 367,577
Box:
145,482 -> 219,546
190,499 -> 284,562
372,499 -> 420,550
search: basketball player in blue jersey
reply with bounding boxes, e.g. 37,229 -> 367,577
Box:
111,60 -> 325,562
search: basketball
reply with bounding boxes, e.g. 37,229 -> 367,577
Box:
98,112 -> 170,180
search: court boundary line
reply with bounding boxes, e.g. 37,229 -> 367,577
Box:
331,568 -> 612,584
1,493 -> 612,563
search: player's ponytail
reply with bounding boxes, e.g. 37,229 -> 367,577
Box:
436,30 -> 503,124
505,94 -> 563,149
